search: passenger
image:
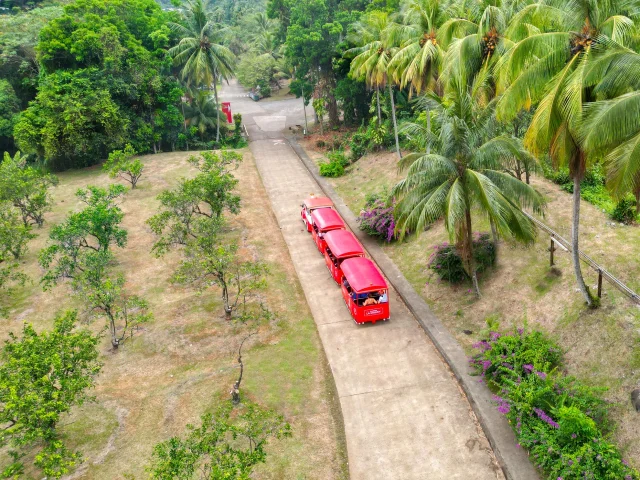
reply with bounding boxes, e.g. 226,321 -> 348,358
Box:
378,290 -> 388,303
363,294 -> 378,306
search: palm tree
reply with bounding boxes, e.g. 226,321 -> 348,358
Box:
494,0 -> 639,306
168,0 -> 235,143
393,77 -> 545,297
581,44 -> 640,214
387,0 -> 459,155
347,11 -> 402,159
182,90 -> 226,140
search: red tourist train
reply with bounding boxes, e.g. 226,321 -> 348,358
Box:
310,208 -> 346,254
301,196 -> 390,324
323,230 -> 365,284
301,196 -> 334,232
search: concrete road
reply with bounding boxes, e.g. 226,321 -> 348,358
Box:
223,80 -> 503,480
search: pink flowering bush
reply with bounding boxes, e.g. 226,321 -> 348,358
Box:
357,191 -> 396,242
471,327 -> 638,479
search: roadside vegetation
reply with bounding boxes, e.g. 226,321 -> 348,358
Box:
0,150 -> 347,479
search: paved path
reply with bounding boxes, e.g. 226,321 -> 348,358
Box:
224,81 -> 504,479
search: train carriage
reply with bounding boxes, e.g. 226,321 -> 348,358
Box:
311,208 -> 346,254
323,230 -> 365,284
340,257 -> 390,324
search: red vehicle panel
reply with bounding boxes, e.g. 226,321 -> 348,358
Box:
311,209 -> 345,254
339,257 -> 389,324
323,230 -> 365,284
300,196 -> 333,232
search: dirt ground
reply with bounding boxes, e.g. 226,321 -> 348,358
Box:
302,137 -> 640,467
1,149 -> 347,479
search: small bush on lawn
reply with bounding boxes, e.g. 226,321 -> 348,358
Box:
349,131 -> 368,162
357,191 -> 396,242
319,150 -> 349,178
470,327 -> 639,480
611,194 -> 637,224
428,233 -> 496,283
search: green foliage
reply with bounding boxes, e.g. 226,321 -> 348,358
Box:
428,234 -> 497,284
14,69 -> 129,171
319,150 -> 348,177
0,80 -> 20,153
0,150 -> 57,227
0,310 -> 101,478
147,151 -> 242,255
470,327 -> 638,480
39,184 -> 128,288
186,151 -> 242,217
13,0 -> 183,169
148,400 -> 291,479
611,194 -> 638,224
346,131 -> 364,161
0,201 -> 35,261
541,161 -> 634,221
104,144 -> 144,189
172,238 -> 269,321
182,90 -> 228,142
72,251 -> 152,349
236,53 -> 277,97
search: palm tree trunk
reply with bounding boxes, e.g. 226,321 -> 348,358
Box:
376,88 -> 382,125
213,78 -> 220,144
635,188 -> 640,217
388,84 -> 401,160
571,176 -> 592,306
465,208 -> 481,297
425,105 -> 431,154
490,217 -> 498,253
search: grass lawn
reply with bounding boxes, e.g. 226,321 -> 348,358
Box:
302,138 -> 640,466
1,149 -> 347,479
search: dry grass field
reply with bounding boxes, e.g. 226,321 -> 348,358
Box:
302,138 -> 640,466
1,149 -> 347,479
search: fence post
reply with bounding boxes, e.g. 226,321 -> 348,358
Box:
598,270 -> 603,298
549,237 -> 555,267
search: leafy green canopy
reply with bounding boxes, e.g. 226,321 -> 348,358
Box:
13,0 -> 183,170
0,151 -> 57,228
39,184 -> 128,289
148,401 -> 291,479
0,310 -> 101,478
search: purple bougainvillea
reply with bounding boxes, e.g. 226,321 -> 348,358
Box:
357,195 -> 397,242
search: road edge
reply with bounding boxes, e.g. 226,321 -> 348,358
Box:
287,135 -> 540,480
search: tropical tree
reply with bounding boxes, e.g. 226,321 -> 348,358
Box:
0,151 -> 57,227
148,401 -> 291,479
168,0 -> 235,143
386,0 -> 456,155
0,310 -> 101,478
393,78 -> 545,296
39,185 -> 128,288
182,90 -> 227,141
103,144 -> 144,189
580,45 -> 640,214
495,0 -> 640,306
347,10 -> 402,159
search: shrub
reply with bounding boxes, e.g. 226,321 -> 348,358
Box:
349,131 -> 368,161
471,327 -> 639,480
612,194 -> 637,224
428,233 -> 496,283
319,151 -> 348,178
316,140 -> 326,148
357,191 -> 396,242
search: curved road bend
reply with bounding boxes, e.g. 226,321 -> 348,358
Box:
221,81 -> 505,480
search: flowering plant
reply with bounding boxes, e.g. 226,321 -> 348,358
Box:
357,191 -> 396,242
471,327 -> 637,479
